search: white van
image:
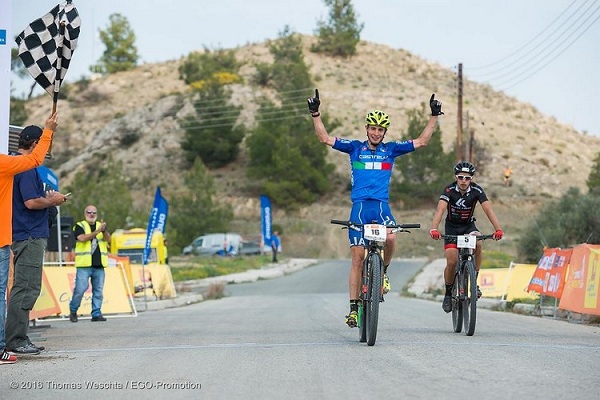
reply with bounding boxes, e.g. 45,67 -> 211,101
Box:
182,233 -> 241,256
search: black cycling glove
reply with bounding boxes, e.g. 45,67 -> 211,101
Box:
430,94 -> 444,116
307,89 -> 320,114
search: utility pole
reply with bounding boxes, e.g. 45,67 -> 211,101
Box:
465,110 -> 469,161
469,129 -> 476,166
456,63 -> 463,162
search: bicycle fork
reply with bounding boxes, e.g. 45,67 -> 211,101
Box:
457,254 -> 474,301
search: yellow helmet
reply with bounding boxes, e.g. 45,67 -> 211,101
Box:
365,110 -> 390,128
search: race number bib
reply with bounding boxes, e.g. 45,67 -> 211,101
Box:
363,224 -> 387,242
456,235 -> 477,249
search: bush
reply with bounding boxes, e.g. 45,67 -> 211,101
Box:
517,188 -> 600,262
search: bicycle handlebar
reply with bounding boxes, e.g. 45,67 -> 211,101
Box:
330,219 -> 421,230
441,234 -> 495,241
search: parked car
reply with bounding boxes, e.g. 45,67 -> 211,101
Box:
182,233 -> 241,256
238,240 -> 263,256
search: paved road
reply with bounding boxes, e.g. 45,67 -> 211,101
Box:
4,259 -> 600,400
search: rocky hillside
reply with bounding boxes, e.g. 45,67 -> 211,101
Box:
21,35 -> 600,258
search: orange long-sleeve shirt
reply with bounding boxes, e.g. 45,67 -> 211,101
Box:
0,128 -> 53,247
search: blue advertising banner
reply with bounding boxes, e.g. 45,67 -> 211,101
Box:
37,165 -> 59,190
260,195 -> 272,245
143,187 -> 168,265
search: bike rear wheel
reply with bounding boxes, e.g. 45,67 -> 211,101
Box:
366,252 -> 383,346
451,270 -> 463,333
462,260 -> 478,336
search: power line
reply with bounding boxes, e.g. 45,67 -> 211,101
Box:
466,1 -> 600,90
469,0 -> 598,82
498,8 -> 600,91
469,0 -> 580,73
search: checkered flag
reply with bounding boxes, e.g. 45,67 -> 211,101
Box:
15,1 -> 81,98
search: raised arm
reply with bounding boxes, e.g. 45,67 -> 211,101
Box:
307,89 -> 335,147
413,94 -> 443,149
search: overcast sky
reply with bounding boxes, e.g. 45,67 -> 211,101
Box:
10,0 -> 600,136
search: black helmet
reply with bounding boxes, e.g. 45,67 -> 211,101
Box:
454,161 -> 475,175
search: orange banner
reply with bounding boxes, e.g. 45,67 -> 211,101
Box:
527,248 -> 572,298
43,266 -> 134,317
559,244 -> 600,315
31,268 -> 61,319
108,255 -> 134,295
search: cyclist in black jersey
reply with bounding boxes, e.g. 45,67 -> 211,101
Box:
429,161 -> 504,313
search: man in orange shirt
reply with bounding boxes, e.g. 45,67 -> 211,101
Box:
0,112 -> 57,365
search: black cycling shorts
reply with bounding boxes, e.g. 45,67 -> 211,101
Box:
444,222 -> 479,249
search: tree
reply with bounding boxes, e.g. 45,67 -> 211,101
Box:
311,0 -> 364,57
587,152 -> 600,193
180,80 -> 245,168
517,187 -> 600,262
179,48 -> 241,86
9,97 -> 27,126
179,49 -> 245,168
93,13 -> 139,74
61,158 -> 139,230
246,27 -> 335,209
390,107 -> 455,208
167,159 -> 233,252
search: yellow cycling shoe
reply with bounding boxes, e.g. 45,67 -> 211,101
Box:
383,274 -> 391,294
345,311 -> 358,328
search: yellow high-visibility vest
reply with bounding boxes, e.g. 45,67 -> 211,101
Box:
73,221 -> 108,267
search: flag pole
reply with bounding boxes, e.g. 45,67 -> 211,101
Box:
49,21 -> 66,155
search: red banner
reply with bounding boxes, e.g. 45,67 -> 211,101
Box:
527,248 -> 572,298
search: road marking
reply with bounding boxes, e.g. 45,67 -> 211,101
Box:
48,339 -> 600,354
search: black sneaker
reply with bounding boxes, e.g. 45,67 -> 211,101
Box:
69,312 -> 78,323
477,286 -> 482,299
91,315 -> 107,322
27,341 -> 45,352
442,295 -> 452,313
9,344 -> 40,355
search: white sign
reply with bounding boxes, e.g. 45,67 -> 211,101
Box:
0,0 -> 12,154
456,235 -> 477,249
363,224 -> 387,242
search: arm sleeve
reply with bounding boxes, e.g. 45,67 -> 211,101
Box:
0,129 -> 52,177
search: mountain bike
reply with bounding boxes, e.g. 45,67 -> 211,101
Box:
331,219 -> 420,346
441,233 -> 494,336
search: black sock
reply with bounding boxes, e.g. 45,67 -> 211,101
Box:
384,264 -> 389,274
445,283 -> 453,296
350,299 -> 359,313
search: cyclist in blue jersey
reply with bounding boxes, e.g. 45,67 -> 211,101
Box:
308,89 -> 444,327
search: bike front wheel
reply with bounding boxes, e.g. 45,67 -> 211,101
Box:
462,260 -> 478,336
366,252 -> 383,346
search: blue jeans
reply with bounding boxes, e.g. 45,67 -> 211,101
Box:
69,267 -> 105,317
0,245 -> 11,349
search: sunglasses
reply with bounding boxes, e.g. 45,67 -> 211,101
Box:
86,211 -> 97,215
456,175 -> 473,181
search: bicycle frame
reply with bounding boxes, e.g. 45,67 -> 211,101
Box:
442,233 -> 494,336
331,219 -> 420,346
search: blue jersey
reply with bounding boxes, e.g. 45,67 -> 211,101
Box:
332,138 -> 415,202
12,166 -> 49,241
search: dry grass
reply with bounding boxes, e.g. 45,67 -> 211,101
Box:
20,35 -> 600,261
